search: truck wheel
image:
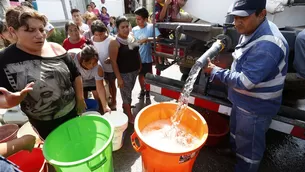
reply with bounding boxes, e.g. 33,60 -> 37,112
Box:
179,66 -> 191,75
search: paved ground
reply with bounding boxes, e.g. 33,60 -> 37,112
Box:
110,65 -> 305,172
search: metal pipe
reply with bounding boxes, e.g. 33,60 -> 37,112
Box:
145,73 -> 305,123
61,0 -> 69,20
153,0 -> 156,53
174,25 -> 182,60
196,39 -> 225,68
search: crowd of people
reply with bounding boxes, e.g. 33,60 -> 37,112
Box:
0,0 -> 171,168
2,0 -> 302,172
0,1 -> 191,165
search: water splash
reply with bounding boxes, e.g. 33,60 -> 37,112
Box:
142,120 -> 200,152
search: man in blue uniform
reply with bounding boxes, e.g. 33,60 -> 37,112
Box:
205,0 -> 289,171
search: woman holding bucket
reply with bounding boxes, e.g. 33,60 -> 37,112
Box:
109,16 -> 142,123
68,44 -> 111,113
0,6 -> 86,139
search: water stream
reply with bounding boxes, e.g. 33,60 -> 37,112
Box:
141,61 -> 204,150
171,61 -> 203,126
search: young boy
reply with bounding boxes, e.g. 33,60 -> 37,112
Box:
71,8 -> 90,34
132,7 -> 161,99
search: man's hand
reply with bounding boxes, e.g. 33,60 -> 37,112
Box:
117,78 -> 124,88
204,58 -> 216,74
21,135 -> 36,152
76,98 -> 86,115
0,82 -> 34,108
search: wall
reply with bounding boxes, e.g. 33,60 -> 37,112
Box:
22,0 -> 72,21
91,0 -> 125,17
183,0 -> 305,28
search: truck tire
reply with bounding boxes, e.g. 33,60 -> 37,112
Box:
179,66 -> 191,76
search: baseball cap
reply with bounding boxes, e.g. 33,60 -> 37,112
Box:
228,0 -> 266,17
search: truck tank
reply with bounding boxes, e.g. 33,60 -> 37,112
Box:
183,0 -> 305,28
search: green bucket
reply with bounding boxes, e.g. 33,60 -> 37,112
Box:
43,115 -> 114,172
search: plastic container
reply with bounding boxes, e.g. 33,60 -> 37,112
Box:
82,111 -> 102,116
201,111 -> 229,146
85,99 -> 99,111
0,124 -> 19,143
7,148 -> 48,172
3,110 -> 28,125
103,111 -> 128,151
131,102 -> 208,172
3,105 -> 28,125
43,115 -> 114,172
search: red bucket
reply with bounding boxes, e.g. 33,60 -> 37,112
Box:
7,148 -> 48,172
201,110 -> 229,146
0,124 -> 19,143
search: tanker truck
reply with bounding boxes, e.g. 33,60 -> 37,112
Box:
145,0 -> 305,140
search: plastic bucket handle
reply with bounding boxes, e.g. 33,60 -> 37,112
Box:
131,132 -> 143,152
87,151 -> 107,171
36,143 -> 46,172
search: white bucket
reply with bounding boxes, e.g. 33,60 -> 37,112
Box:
3,106 -> 28,125
103,111 -> 128,151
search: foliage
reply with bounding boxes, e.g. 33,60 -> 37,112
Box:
47,28 -> 66,45
128,16 -> 137,27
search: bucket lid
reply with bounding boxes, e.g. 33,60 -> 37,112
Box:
103,111 -> 128,127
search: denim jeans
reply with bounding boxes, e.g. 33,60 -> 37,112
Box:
294,29 -> 305,78
0,156 -> 19,172
230,105 -> 273,172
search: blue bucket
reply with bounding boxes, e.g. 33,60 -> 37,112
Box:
85,99 -> 99,111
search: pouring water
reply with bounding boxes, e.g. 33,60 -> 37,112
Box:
142,40 -> 225,151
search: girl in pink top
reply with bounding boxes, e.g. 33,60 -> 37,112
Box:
90,2 -> 100,16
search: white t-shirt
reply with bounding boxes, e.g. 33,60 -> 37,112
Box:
71,51 -> 104,87
79,23 -> 90,34
92,36 -> 114,73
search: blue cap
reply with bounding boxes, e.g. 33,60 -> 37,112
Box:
228,0 -> 266,17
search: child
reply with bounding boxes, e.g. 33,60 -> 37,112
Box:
63,21 -> 87,51
107,16 -> 117,36
132,7 -> 161,98
71,8 -> 90,34
91,20 -> 117,110
68,45 -> 111,113
83,13 -> 98,40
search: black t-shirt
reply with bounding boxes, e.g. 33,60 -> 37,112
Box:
117,42 -> 140,73
0,44 -> 80,121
